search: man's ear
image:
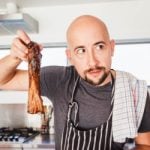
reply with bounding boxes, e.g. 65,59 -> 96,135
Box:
110,39 -> 115,56
65,49 -> 72,65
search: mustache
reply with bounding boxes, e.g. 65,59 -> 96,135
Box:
84,66 -> 106,74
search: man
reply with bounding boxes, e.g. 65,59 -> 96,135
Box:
0,15 -> 150,150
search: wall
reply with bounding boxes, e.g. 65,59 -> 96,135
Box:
0,0 -> 150,45
0,0 -> 150,103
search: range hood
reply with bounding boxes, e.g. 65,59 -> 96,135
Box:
0,13 -> 38,35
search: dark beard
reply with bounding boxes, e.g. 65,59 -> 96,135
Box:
84,66 -> 110,86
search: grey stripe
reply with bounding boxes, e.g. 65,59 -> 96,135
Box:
109,127 -> 113,150
66,125 -> 72,150
67,108 -> 71,122
77,130 -> 80,150
98,124 -> 103,150
108,110 -> 113,121
71,127 -> 76,150
63,124 -> 69,150
93,128 -> 98,150
104,121 -> 109,150
82,131 -> 86,150
87,130 -> 92,150
74,102 -> 78,126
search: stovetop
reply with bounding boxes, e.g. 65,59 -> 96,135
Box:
0,127 -> 40,143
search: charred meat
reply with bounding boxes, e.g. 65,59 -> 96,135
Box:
27,41 -> 44,114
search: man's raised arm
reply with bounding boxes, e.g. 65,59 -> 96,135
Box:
0,30 -> 31,91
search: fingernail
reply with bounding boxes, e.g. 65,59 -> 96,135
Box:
26,40 -> 30,45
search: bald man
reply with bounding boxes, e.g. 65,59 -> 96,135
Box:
0,15 -> 150,150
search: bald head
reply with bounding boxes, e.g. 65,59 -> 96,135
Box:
66,15 -> 110,47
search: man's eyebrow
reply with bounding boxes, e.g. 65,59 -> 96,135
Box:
93,41 -> 106,46
74,45 -> 85,51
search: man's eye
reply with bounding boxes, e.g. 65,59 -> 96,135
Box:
95,44 -> 105,50
76,48 -> 86,54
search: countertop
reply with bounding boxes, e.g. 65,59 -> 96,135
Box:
23,133 -> 55,149
0,134 -> 55,149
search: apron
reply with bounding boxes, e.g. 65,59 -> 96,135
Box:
61,73 -> 115,150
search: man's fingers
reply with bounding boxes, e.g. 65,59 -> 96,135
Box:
17,30 -> 31,45
12,37 -> 28,53
39,44 -> 43,51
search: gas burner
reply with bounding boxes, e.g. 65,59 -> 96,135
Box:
0,127 -> 39,143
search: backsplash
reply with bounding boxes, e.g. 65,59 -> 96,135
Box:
0,91 -> 54,134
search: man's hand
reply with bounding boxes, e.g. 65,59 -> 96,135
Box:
10,30 -> 43,62
10,30 -> 31,61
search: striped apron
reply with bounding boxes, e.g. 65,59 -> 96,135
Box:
61,74 -> 115,150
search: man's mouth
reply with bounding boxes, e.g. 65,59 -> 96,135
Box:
85,66 -> 105,76
88,69 -> 101,77
84,66 -> 110,85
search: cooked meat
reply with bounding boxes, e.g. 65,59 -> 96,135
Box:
27,41 -> 44,114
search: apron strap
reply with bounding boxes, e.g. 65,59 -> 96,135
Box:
67,101 -> 79,127
67,76 -> 80,126
70,76 -> 80,103
67,70 -> 115,126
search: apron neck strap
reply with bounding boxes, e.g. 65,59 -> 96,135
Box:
70,76 -> 80,104
67,70 -> 116,126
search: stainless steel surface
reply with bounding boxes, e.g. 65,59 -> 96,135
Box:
0,13 -> 38,35
0,103 -> 53,130
0,134 -> 55,150
23,134 -> 55,149
0,104 -> 27,128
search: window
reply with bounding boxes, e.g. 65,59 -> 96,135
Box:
41,47 -> 67,67
112,43 -> 150,85
0,47 -> 67,69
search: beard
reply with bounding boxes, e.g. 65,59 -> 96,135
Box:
84,66 -> 110,86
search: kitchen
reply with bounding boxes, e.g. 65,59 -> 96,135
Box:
0,0 -> 150,149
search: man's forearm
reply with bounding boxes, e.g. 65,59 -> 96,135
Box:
135,132 -> 150,146
0,55 -> 22,86
134,144 -> 150,150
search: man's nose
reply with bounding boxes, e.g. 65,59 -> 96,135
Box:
87,51 -> 98,68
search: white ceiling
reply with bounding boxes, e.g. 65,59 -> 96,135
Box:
0,0 -> 135,9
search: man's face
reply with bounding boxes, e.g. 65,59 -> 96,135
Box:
66,19 -> 115,86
